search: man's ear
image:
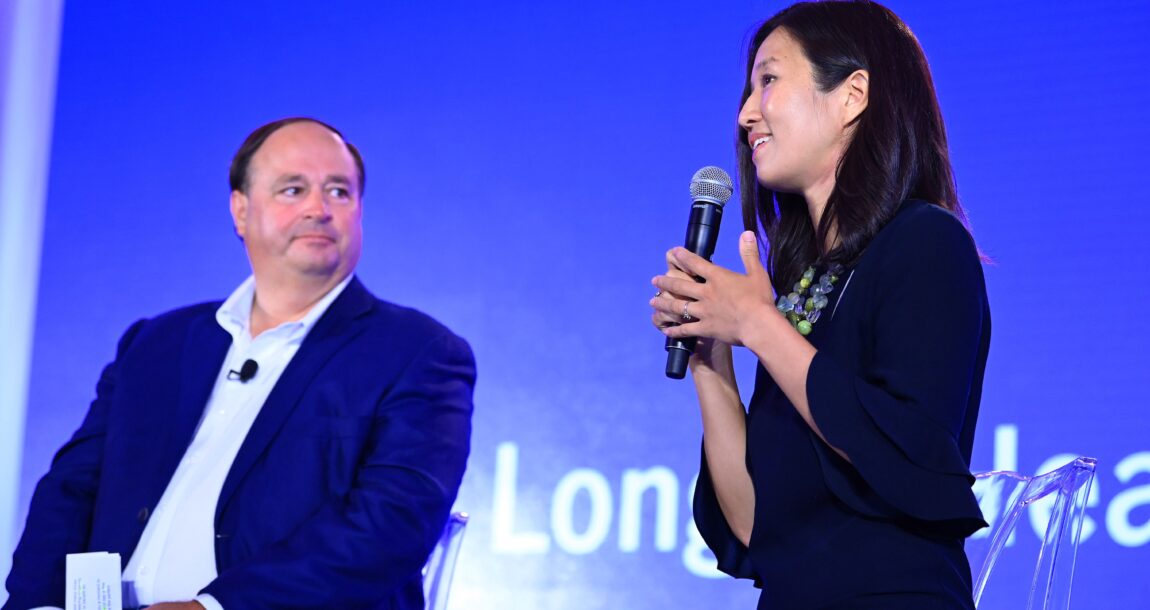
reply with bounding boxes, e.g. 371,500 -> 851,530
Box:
230,190 -> 248,240
842,69 -> 869,126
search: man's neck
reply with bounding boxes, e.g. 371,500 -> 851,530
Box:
248,273 -> 346,338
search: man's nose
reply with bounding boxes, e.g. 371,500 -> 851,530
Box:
303,190 -> 333,219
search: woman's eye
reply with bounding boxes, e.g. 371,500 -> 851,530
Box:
760,74 -> 776,87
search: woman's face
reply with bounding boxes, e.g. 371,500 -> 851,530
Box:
738,29 -> 853,198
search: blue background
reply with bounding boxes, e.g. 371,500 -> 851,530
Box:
10,0 -> 1150,607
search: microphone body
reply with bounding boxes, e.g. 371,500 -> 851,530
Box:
664,202 -> 723,378
228,359 -> 259,383
665,167 -> 733,379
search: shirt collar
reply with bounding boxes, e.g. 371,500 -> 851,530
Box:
215,274 -> 355,340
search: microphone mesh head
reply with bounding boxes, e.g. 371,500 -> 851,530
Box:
690,166 -> 734,206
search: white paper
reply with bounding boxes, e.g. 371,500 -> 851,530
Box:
65,552 -> 122,610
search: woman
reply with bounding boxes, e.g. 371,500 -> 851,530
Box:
649,2 -> 990,608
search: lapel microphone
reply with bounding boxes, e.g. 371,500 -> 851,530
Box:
227,359 -> 259,382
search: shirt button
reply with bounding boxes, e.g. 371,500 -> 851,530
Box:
137,507 -> 150,522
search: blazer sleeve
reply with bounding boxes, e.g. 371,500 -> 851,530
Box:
201,329 -> 476,609
692,443 -> 760,585
4,320 -> 147,610
805,208 -> 989,537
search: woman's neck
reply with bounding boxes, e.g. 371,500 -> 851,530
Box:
802,178 -> 838,253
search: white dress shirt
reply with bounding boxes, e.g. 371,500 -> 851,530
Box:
111,274 -> 351,609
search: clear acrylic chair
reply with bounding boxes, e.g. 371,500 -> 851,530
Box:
422,511 -> 469,610
966,456 -> 1097,609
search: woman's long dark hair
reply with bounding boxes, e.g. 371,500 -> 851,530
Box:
737,0 -> 969,293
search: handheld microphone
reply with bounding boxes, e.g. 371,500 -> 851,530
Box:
227,359 -> 259,383
665,166 -> 734,379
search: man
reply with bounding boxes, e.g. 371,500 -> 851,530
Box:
4,118 -> 476,609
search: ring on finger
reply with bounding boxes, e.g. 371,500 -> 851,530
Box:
682,301 -> 693,321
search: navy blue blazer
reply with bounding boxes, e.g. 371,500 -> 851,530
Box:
5,277 -> 476,610
695,201 -> 990,609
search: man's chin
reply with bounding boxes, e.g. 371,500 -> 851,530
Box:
288,258 -> 343,280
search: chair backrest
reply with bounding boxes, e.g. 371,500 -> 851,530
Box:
967,456 -> 1097,609
422,511 -> 469,610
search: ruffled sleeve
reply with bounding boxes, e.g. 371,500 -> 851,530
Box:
806,204 -> 989,537
693,444 -> 760,584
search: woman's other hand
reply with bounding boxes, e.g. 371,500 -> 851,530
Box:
651,231 -> 776,352
650,246 -> 732,376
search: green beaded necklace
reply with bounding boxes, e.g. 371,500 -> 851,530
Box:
775,264 -> 843,335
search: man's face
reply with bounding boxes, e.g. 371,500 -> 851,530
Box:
230,121 -> 363,286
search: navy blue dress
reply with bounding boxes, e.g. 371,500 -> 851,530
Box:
694,200 -> 991,609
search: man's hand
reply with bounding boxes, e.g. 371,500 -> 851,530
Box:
146,602 -> 205,610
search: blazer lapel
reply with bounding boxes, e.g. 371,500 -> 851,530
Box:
215,277 -> 375,514
149,310 -> 232,500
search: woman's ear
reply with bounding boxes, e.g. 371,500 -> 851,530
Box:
842,69 -> 869,126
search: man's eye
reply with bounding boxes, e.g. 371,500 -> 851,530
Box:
328,187 -> 350,198
281,186 -> 303,196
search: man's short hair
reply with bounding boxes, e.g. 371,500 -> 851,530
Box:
228,117 -> 366,195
